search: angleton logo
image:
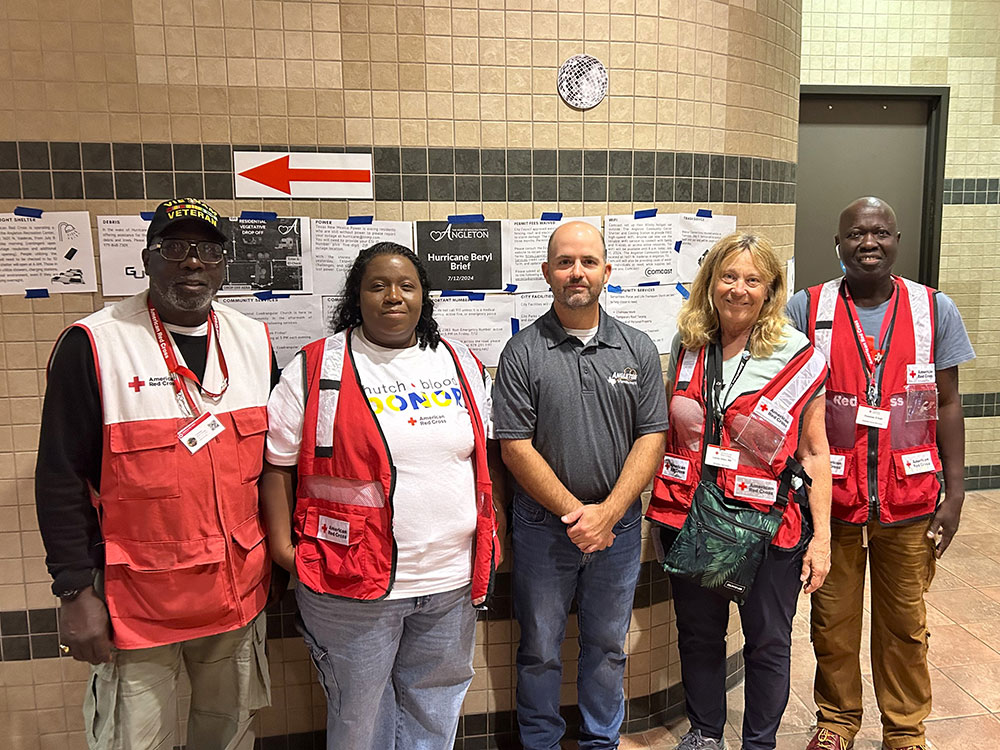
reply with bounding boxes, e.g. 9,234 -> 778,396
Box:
429,224 -> 490,241
607,367 -> 639,386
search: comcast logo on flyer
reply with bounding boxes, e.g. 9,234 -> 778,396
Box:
429,225 -> 491,241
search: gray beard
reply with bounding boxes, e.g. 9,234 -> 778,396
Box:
149,277 -> 216,314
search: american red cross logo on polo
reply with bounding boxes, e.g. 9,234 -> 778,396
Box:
408,417 -> 417,426
128,376 -> 145,392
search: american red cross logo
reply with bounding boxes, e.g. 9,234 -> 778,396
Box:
408,417 -> 417,426
909,370 -> 916,379
128,376 -> 145,392
738,481 -> 748,491
321,523 -> 328,534
760,403 -> 769,412
905,460 -> 912,468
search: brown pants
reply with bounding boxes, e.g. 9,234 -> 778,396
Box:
811,518 -> 936,748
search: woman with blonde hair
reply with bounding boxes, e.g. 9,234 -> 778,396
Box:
647,233 -> 832,750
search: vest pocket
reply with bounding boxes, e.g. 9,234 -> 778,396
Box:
108,423 -> 180,499
829,451 -> 863,516
652,451 -> 697,511
889,446 -> 942,507
297,506 -> 368,583
231,514 -> 269,591
231,408 -> 268,484
103,537 -> 230,628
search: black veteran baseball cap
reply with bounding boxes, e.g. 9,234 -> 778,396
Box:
146,198 -> 228,246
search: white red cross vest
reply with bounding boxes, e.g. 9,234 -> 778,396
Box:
805,276 -> 941,525
73,291 -> 273,649
293,329 -> 498,602
647,340 -> 828,549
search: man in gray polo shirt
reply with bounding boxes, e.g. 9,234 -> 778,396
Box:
492,220 -> 668,750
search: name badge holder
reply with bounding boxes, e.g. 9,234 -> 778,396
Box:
904,383 -> 938,422
734,398 -> 791,464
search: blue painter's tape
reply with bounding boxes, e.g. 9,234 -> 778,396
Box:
674,240 -> 683,253
440,290 -> 486,301
511,318 -> 520,335
504,284 -> 517,293
540,212 -> 562,221
607,284 -> 622,294
696,208 -> 713,218
447,214 -> 485,224
634,208 -> 657,219
14,206 -> 43,218
240,211 -> 278,220
346,215 -> 373,225
254,290 -> 291,300
675,282 -> 690,299
140,211 -> 154,221
25,288 -> 49,298
638,281 -> 660,287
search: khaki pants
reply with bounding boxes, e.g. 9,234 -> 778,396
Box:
83,613 -> 270,750
811,519 -> 936,748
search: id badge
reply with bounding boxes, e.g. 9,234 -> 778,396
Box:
177,411 -> 225,454
856,405 -> 890,429
705,445 -> 740,469
905,384 -> 938,422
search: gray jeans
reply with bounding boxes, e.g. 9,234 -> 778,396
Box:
295,582 -> 476,750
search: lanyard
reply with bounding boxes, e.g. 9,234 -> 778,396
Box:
841,278 -> 898,406
711,336 -> 753,426
147,301 -> 229,417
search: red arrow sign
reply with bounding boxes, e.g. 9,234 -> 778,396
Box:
237,155 -> 372,195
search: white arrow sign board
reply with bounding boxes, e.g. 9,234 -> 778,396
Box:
234,151 -> 374,199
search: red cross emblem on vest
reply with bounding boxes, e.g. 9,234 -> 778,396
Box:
738,481 -> 748,491
408,417 -> 417,426
128,376 -> 145,392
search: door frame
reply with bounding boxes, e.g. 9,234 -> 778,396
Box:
799,85 -> 950,288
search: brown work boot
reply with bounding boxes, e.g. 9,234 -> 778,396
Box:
881,744 -> 928,750
805,728 -> 854,750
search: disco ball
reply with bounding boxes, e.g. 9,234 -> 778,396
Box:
557,54 -> 608,110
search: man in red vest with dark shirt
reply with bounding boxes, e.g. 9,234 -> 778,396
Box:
787,197 -> 974,750
35,198 -> 280,749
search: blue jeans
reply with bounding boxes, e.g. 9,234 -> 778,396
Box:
295,582 -> 476,750
511,492 -> 642,750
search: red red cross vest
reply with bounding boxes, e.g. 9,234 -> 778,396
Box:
805,276 -> 941,525
73,292 -> 273,649
647,338 -> 828,549
293,329 -> 498,602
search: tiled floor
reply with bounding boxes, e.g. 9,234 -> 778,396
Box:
613,489 -> 1000,750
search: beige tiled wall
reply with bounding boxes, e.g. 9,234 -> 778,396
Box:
801,0 -> 1000,467
0,0 -> 804,747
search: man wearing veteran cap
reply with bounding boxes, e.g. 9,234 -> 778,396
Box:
35,198 -> 279,749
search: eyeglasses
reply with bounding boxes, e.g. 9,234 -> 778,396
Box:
150,239 -> 226,265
